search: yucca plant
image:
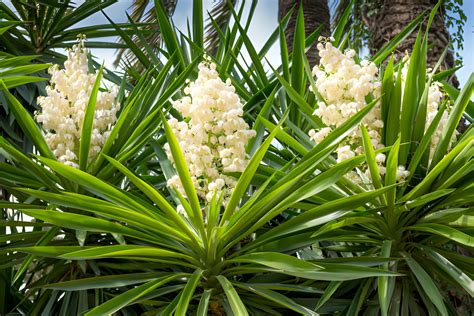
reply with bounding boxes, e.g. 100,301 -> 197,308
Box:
0,40 -> 202,314
0,0 -> 150,156
0,5 -> 401,314
0,50 -> 402,315
1,110 -> 403,314
256,8 -> 473,314
0,24 -> 401,313
309,64 -> 474,314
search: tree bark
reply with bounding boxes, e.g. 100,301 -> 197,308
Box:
366,0 -> 467,133
279,0 -> 330,66
367,0 -> 457,83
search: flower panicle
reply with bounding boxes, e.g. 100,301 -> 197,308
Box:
309,38 -> 454,184
36,35 -> 119,168
165,60 -> 255,206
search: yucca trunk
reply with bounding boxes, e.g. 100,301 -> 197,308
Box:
279,0 -> 331,66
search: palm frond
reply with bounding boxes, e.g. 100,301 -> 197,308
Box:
331,0 -> 379,52
204,0 -> 239,56
114,0 -> 177,67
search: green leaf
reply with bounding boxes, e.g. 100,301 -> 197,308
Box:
403,254 -> 448,316
41,272 -> 167,291
408,223 -> 473,247
279,23 -> 290,82
406,189 -> 455,209
103,13 -> 150,68
0,80 -> 54,159
381,56 -> 394,140
153,0 -> 185,70
0,137 -> 58,190
385,138 -> 400,208
403,135 -> 473,200
315,281 -> 341,311
441,80 -> 474,121
430,73 -> 473,169
289,3 -> 305,123
0,75 -> 47,89
176,269 -> 203,316
0,63 -> 50,76
35,157 -> 167,222
230,252 -> 323,271
385,67 -> 402,146
346,278 -> 372,316
161,113 -> 204,233
192,0 -> 203,52
421,207 -> 469,224
19,209 -> 155,244
399,30 -> 423,166
405,103 -> 447,184
311,217 -> 378,238
378,240 -> 392,316
197,289 -> 212,316
16,188 -> 190,245
79,65 -> 103,170
423,246 -> 474,296
221,113 -> 284,223
0,22 -> 19,35
230,6 -> 268,87
228,258 -> 399,281
15,245 -> 197,266
247,88 -> 278,155
274,70 -> 321,123
216,276 -> 248,315
448,215 -> 474,227
84,274 -> 183,316
247,186 -> 391,250
12,227 -> 58,284
258,116 -> 308,155
103,155 -> 201,247
234,283 -> 318,315
360,124 -> 384,193
332,0 -> 354,45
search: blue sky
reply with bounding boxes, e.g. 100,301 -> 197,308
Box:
4,0 -> 473,85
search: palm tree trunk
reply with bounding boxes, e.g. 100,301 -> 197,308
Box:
279,0 -> 330,66
367,0 -> 457,84
366,0 -> 466,133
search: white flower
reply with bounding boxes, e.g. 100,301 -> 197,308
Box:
36,36 -> 118,167
310,38 -> 416,185
176,204 -> 186,215
396,166 -> 410,181
310,38 -> 384,183
375,153 -> 386,164
166,59 -> 255,205
310,39 -> 383,144
337,145 -> 356,163
308,126 -> 332,144
426,82 -> 455,160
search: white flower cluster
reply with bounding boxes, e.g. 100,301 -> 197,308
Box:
426,82 -> 450,160
36,36 -> 118,168
310,42 -> 458,185
310,38 -> 389,182
310,39 -> 384,160
165,60 -> 256,203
